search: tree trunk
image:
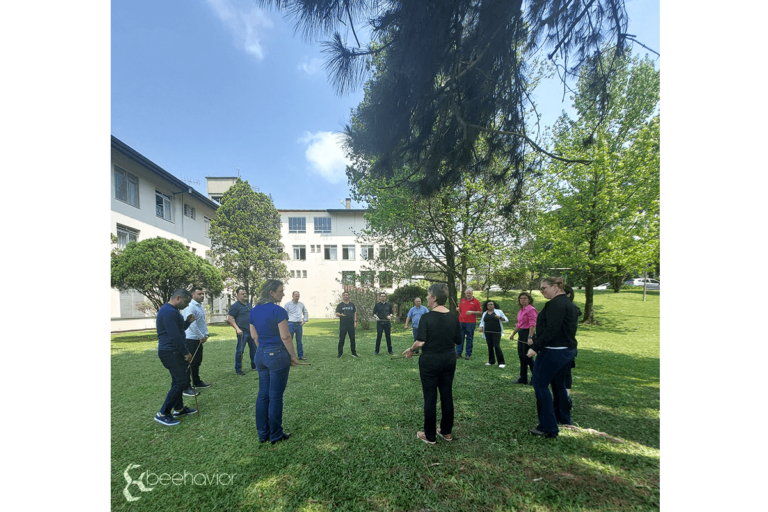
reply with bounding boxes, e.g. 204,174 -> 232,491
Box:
582,273 -> 595,323
445,240 -> 459,314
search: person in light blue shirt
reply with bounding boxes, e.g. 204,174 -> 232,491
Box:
182,286 -> 210,390
405,297 -> 430,354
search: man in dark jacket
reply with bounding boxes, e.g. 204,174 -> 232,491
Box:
373,292 -> 395,355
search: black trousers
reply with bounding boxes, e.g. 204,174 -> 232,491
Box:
485,332 -> 505,364
184,339 -> 204,385
418,351 -> 456,442
375,322 -> 393,353
517,328 -> 535,382
338,324 -> 357,356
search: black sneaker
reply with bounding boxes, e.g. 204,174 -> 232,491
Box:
374,351 -> 379,355
183,388 -> 200,397
194,381 -> 211,388
351,354 -> 359,358
388,351 -> 395,356
154,413 -> 179,426
529,428 -> 557,438
236,370 -> 246,375
464,355 -> 471,360
172,406 -> 197,417
456,353 -> 462,359
251,365 -> 256,370
338,354 -> 343,358
271,432 -> 291,445
514,379 -> 528,384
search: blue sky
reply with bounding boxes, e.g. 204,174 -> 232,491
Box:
112,0 -> 660,210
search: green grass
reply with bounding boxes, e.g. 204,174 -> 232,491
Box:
111,289 -> 659,511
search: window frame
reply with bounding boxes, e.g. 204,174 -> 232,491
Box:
324,245 -> 337,260
342,245 -> 356,260
116,224 -> 139,249
361,245 -> 374,260
288,217 -> 306,233
155,190 -> 173,222
314,217 -> 332,233
114,166 -> 140,208
293,245 -> 307,260
183,204 -> 196,220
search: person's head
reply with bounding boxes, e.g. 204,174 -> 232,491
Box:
342,291 -> 350,302
255,280 -> 284,305
427,283 -> 448,307
292,291 -> 300,303
170,288 -> 192,310
236,286 -> 247,303
540,277 -> 565,299
464,288 -> 474,300
483,299 -> 496,312
379,292 -> 387,303
563,284 -> 575,301
413,297 -> 422,308
517,292 -> 534,308
190,286 -> 205,303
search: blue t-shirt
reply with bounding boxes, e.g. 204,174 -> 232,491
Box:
407,305 -> 430,328
249,303 -> 289,348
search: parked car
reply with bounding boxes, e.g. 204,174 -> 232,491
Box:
594,282 -> 611,290
625,278 -> 660,290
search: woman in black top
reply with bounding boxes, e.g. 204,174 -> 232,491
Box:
403,283 -> 462,445
527,277 -> 579,438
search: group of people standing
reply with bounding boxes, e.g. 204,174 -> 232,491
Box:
152,276 -> 580,442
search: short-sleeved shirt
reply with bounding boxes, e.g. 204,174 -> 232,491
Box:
228,300 -> 253,331
416,311 -> 462,354
407,305 -> 430,328
458,297 -> 481,323
336,301 -> 356,327
249,303 -> 289,349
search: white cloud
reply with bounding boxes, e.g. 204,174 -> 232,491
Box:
205,0 -> 273,60
297,57 -> 323,75
298,132 -> 351,183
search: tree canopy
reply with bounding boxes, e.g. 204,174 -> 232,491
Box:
111,237 -> 224,311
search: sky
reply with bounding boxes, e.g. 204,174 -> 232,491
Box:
112,0 -> 660,210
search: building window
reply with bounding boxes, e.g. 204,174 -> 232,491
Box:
361,245 -> 374,260
114,166 -> 139,208
303,270 -> 307,278
119,289 -> 152,318
314,217 -> 332,233
183,204 -> 196,220
342,245 -> 356,260
289,217 -> 306,233
290,270 -> 306,279
342,271 -> 356,285
204,216 -> 211,238
116,224 -> 139,249
310,244 -> 319,253
324,245 -> 337,260
156,190 -> 172,221
361,271 -> 375,287
293,245 -> 306,260
379,245 -> 392,259
379,271 -> 393,288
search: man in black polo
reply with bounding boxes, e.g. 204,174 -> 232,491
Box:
335,291 -> 358,358
373,292 -> 395,355
227,287 -> 256,375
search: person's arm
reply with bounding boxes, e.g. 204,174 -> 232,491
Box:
387,304 -> 394,321
227,315 -> 243,335
335,304 -> 343,318
404,319 -> 426,358
498,309 -> 508,322
404,311 -> 410,329
372,304 -> 380,321
530,302 -> 564,353
526,307 -> 538,345
302,304 -> 309,325
161,312 -> 190,357
278,320 -> 299,366
478,311 -> 486,333
354,309 -> 357,328
185,305 -> 203,340
249,324 -> 259,347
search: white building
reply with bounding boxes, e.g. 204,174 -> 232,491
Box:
110,136 -> 228,332
111,136 -> 394,331
279,206 -> 395,318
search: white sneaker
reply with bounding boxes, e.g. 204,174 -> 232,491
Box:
485,362 -> 492,366
499,364 -> 506,368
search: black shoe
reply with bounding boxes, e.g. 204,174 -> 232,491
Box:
529,428 -> 557,438
374,351 -> 379,355
464,355 -> 471,360
182,388 -> 199,397
271,433 -> 291,445
514,379 -> 528,384
351,354 -> 359,358
338,354 -> 343,358
456,353 -> 462,359
236,370 -> 246,375
251,365 -> 257,370
388,351 -> 395,356
194,381 -> 211,388
172,406 -> 197,417
298,357 -> 307,360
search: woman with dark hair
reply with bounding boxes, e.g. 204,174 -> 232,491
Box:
403,283 -> 462,445
526,277 -> 579,438
478,299 -> 508,367
510,292 -> 537,384
249,280 -> 299,445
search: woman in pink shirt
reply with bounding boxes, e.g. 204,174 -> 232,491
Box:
510,292 -> 537,384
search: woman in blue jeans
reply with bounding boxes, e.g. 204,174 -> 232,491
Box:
527,277 -> 579,438
249,280 -> 299,444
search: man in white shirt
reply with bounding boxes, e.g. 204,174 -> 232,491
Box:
284,291 -> 309,360
182,287 -> 210,393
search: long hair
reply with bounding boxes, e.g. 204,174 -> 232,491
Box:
255,280 -> 283,305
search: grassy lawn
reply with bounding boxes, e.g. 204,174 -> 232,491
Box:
111,289 -> 659,511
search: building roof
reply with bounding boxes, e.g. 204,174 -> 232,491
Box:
112,136 -> 220,210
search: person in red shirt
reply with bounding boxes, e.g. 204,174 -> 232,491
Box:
455,288 -> 482,359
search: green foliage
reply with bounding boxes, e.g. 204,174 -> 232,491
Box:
388,284 -> 429,321
110,237 -> 224,311
330,285 -> 380,331
209,178 -> 288,302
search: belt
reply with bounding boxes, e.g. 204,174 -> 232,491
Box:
288,321 -> 302,323
545,346 -> 568,350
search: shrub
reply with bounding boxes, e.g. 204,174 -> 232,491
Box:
388,284 -> 429,321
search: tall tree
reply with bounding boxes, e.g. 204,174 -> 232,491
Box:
537,53 -> 660,323
260,0 -> 638,198
111,237 -> 224,311
208,178 -> 288,302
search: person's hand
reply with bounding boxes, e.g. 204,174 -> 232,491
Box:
236,328 -> 243,335
201,336 -> 209,344
527,339 -> 533,346
455,307 -> 460,313
354,321 -> 357,327
479,328 -> 484,333
290,356 -> 299,367
509,334 -> 515,340
186,314 -> 196,322
300,321 -> 306,326
403,348 -> 413,359
526,348 -> 536,358
184,353 -> 192,362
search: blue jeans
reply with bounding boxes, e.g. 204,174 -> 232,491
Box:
235,332 -> 257,371
456,322 -> 476,356
288,322 -> 304,358
254,346 -> 292,442
412,326 -> 419,341
531,347 -> 577,434
158,350 -> 190,416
